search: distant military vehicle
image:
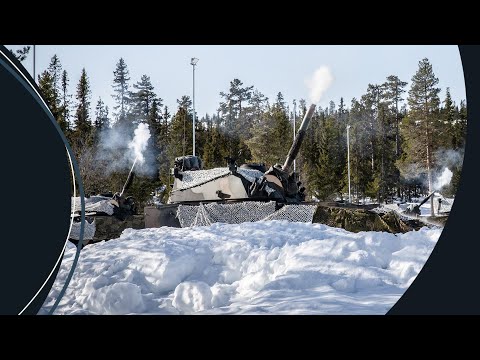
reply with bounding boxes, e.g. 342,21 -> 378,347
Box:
403,192 -> 435,217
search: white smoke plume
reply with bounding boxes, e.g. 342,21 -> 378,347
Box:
306,66 -> 334,104
431,148 -> 464,192
433,167 -> 453,190
96,122 -> 156,176
434,148 -> 465,168
129,123 -> 151,164
400,148 -> 464,188
399,162 -> 426,183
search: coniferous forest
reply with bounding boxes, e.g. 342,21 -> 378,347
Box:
25,53 -> 467,206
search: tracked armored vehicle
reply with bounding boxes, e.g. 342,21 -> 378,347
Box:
69,169 -> 142,246
145,104 -> 319,228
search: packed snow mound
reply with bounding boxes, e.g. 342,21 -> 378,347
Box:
41,221 -> 441,315
85,282 -> 145,315
173,281 -> 213,314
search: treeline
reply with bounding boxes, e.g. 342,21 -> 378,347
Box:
34,55 -> 466,204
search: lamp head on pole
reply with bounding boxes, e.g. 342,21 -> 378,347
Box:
190,57 -> 199,66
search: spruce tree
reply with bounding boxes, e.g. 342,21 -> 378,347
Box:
131,75 -> 160,124
246,94 -> 292,167
75,68 -> 92,137
59,69 -> 71,132
202,113 -> 229,168
156,105 -> 171,186
37,55 -> 70,133
440,88 -> 457,148
112,58 -> 131,125
94,98 -> 110,131
161,105 -> 171,141
168,96 -> 194,161
456,100 -> 467,149
219,79 -> 254,158
338,97 -> 346,124
38,70 -> 57,116
48,55 -> 62,101
248,89 -> 269,123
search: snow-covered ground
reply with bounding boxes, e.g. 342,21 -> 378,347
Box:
40,221 -> 441,314
41,221 -> 441,315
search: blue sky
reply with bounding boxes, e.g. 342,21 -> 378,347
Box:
5,45 -> 465,119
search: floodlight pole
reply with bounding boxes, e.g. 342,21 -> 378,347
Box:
33,45 -> 36,82
347,124 -> 352,203
191,57 -> 199,156
293,99 -> 297,175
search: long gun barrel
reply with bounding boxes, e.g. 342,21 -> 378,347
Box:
418,191 -> 435,207
120,157 -> 138,197
283,104 -> 316,172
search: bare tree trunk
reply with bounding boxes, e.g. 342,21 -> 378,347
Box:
425,97 -> 434,217
371,141 -> 374,171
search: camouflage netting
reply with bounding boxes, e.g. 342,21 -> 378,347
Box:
72,196 -> 114,215
70,220 -> 96,241
178,201 -> 275,227
177,201 -> 316,227
263,204 -> 317,222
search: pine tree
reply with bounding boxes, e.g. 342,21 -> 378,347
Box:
344,97 -> 377,203
402,58 -> 441,214
112,58 -> 131,125
246,94 -> 292,167
10,46 -> 30,62
248,89 -> 269,123
383,75 -> 407,156
219,79 -> 254,157
360,84 -> 381,173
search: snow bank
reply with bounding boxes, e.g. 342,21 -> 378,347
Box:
41,221 -> 441,315
173,281 -> 213,314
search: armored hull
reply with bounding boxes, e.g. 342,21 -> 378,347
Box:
146,105 -> 318,228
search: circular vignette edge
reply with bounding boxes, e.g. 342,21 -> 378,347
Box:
0,46 -> 86,315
